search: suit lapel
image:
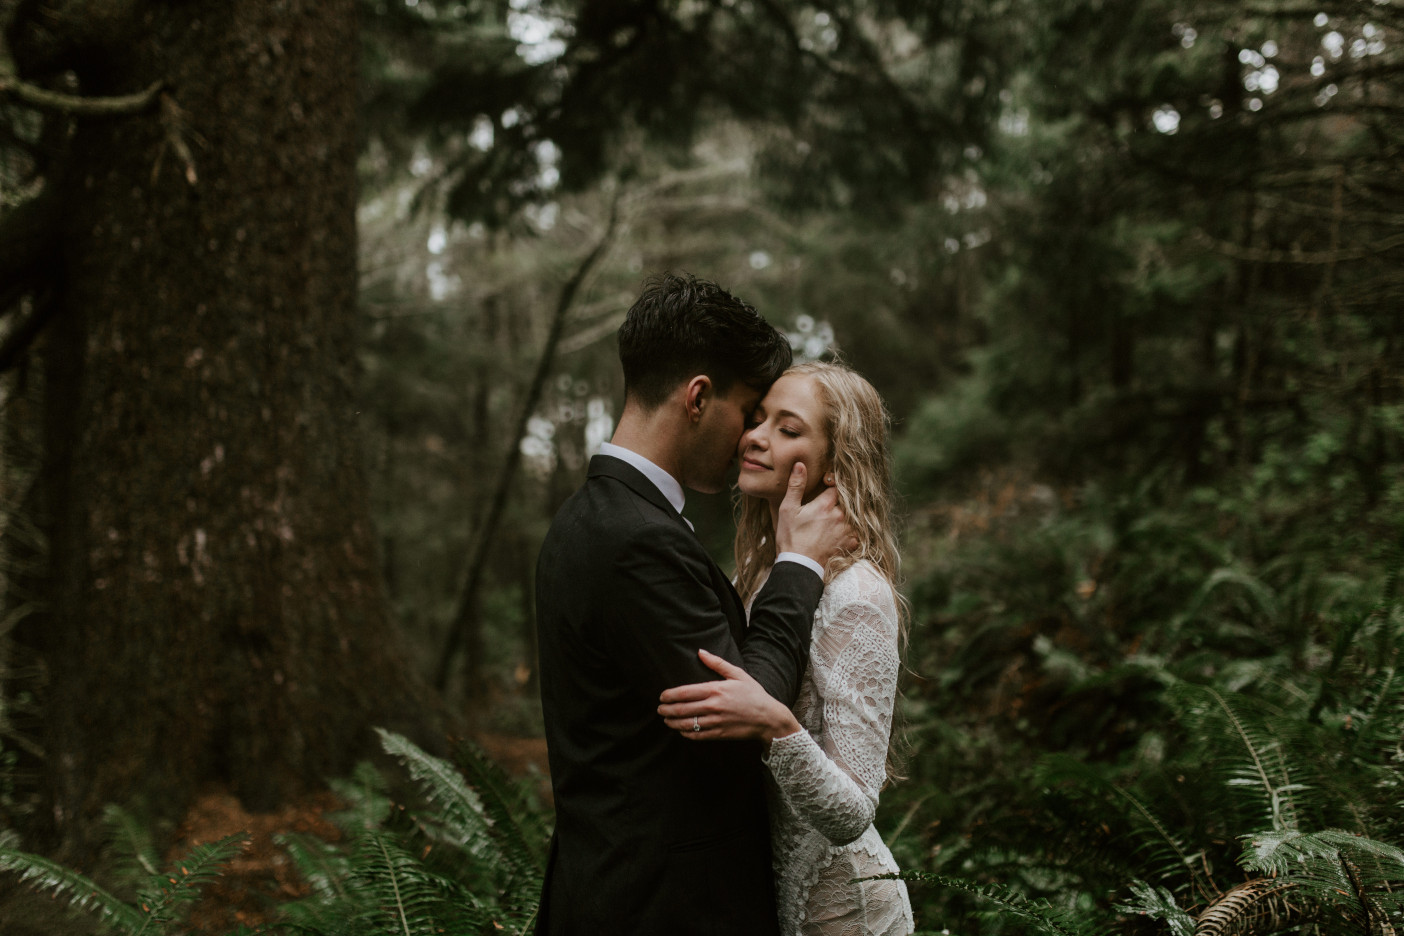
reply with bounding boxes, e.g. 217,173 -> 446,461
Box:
588,455 -> 690,531
589,455 -> 747,644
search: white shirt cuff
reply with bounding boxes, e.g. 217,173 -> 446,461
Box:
775,552 -> 824,578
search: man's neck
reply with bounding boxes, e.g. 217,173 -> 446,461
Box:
609,404 -> 685,482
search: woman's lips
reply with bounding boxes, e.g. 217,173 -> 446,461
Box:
740,457 -> 770,471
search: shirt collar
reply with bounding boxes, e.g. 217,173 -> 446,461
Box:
598,442 -> 686,516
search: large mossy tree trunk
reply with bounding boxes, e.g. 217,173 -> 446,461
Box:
9,0 -> 441,854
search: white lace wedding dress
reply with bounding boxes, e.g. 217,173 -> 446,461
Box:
751,560 -> 914,936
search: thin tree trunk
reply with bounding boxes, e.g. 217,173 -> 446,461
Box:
434,200 -> 620,691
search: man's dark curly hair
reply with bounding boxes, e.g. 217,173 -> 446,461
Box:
617,273 -> 792,410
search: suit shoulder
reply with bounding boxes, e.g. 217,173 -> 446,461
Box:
542,474 -> 684,553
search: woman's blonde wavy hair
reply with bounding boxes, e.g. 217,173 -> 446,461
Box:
731,361 -> 909,780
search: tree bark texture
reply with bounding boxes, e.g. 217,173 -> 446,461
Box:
10,0 -> 439,850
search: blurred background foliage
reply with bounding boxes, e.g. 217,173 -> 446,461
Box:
2,0 -> 1403,930
352,0 -> 1404,928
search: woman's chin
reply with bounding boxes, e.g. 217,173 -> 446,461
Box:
735,476 -> 763,498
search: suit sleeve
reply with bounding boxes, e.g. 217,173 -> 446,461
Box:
609,521 -> 821,706
741,562 -> 823,706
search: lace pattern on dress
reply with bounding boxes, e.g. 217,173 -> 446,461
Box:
755,562 -> 914,936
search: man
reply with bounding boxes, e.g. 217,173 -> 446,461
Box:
534,273 -> 852,934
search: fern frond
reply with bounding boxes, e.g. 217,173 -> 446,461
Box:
133,832 -> 247,928
453,738 -> 550,879
1347,664 -> 1404,766
1036,754 -> 1212,902
376,729 -> 492,855
1193,878 -> 1318,936
346,828 -> 487,936
1169,683 -> 1302,831
1241,828 -> 1404,876
875,871 -> 1090,936
277,832 -> 353,903
328,760 -> 394,831
102,804 -> 160,881
1179,567 -> 1280,630
1115,880 -> 1195,936
0,838 -> 147,932
1234,830 -> 1404,932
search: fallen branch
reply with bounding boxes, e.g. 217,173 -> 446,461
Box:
0,77 -> 163,117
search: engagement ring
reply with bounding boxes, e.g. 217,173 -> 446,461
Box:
692,716 -> 701,733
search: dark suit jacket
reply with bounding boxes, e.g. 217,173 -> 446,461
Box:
534,454 -> 823,935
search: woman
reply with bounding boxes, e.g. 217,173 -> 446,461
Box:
659,361 -> 914,936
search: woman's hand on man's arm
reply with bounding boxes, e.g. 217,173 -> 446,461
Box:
659,649 -> 802,749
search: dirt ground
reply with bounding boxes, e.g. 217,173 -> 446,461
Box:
0,732 -> 551,934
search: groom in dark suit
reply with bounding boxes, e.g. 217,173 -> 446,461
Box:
535,273 -> 850,934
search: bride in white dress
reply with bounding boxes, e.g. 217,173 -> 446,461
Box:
660,362 -> 914,936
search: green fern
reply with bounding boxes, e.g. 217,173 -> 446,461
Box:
342,828 -> 487,936
1116,880 -> 1195,936
277,831 -> 353,904
273,831 -> 357,934
375,729 -> 547,932
132,833 -> 248,931
0,827 -> 246,934
452,738 -> 550,880
1035,753 -> 1213,903
879,871 -> 1090,936
328,759 -> 395,830
1242,827 -> 1404,915
1167,682 -> 1305,832
0,831 -> 147,932
375,728 -> 493,855
102,803 -> 161,881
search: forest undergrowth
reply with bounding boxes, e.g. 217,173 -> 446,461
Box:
883,425 -> 1404,935
1,448 -> 1399,935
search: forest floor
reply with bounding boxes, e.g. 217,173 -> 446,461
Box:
0,731 -> 550,935
184,731 -> 550,932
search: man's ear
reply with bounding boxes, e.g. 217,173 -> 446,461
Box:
683,376 -> 712,423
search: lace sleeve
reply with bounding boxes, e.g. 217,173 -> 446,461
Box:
764,567 -> 901,847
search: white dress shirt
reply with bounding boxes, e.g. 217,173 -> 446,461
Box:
598,442 -> 824,578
